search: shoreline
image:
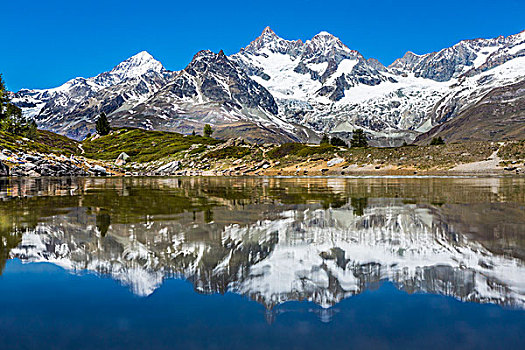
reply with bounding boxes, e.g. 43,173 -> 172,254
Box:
2,171 -> 523,178
1,130 -> 523,178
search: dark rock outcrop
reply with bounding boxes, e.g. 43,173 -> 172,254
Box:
0,161 -> 9,177
9,156 -> 89,177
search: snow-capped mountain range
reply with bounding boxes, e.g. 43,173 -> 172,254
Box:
13,28 -> 525,144
13,51 -> 173,139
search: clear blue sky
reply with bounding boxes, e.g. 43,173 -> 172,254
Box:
3,0 -> 524,91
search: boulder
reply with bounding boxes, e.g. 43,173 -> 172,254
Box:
115,152 -> 131,166
327,158 -> 344,167
89,165 -> 108,176
155,161 -> 180,175
22,154 -> 41,162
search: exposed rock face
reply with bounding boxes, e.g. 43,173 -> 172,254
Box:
13,52 -> 173,140
9,157 -> 89,177
115,152 -> 130,166
415,79 -> 525,143
88,165 -> 107,176
154,161 -> 180,175
184,50 -> 278,114
12,29 -> 525,145
109,50 -> 301,144
0,150 -> 115,177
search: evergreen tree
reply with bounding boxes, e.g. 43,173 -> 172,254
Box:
330,136 -> 347,147
192,130 -> 196,136
0,74 -> 9,120
204,124 -> 213,137
320,134 -> 330,145
24,119 -> 37,139
0,74 -> 37,138
350,129 -> 368,148
96,112 -> 111,136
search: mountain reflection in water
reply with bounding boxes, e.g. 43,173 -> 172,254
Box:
1,177 -> 524,314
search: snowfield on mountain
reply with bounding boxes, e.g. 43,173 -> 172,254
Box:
13,28 -> 525,145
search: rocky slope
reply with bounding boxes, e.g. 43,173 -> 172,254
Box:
109,50 -> 303,143
416,79 -> 525,143
12,29 -> 525,145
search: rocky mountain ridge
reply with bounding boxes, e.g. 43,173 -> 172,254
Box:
13,51 -> 173,139
108,49 -> 302,143
12,28 -> 525,144
232,28 -> 525,145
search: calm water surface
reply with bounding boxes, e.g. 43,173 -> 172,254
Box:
0,176 -> 524,349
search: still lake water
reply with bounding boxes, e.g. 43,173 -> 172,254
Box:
0,176 -> 524,349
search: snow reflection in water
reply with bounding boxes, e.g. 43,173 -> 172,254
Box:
1,177 -> 524,311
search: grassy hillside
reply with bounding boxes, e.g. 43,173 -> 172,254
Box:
267,143 -> 338,159
339,141 -> 499,169
81,128 -> 222,162
2,127 -> 523,175
268,141 -> 504,170
0,130 -> 79,155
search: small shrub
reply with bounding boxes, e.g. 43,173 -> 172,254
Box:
207,146 -> 250,159
430,137 -> 445,145
267,143 -> 307,159
296,144 -> 337,157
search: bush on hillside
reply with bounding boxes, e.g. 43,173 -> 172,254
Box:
430,137 -> 445,145
330,136 -> 347,147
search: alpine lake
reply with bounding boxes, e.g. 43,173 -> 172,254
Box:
0,176 -> 524,349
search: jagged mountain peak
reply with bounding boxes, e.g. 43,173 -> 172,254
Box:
308,30 -> 350,50
191,49 -> 228,60
242,27 -> 303,56
261,26 -> 277,37
127,50 -> 155,61
303,31 -> 358,61
192,49 -> 216,59
509,29 -> 525,42
187,49 -> 234,73
388,51 -> 427,69
107,51 -> 164,79
366,57 -> 387,71
312,31 -> 337,39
